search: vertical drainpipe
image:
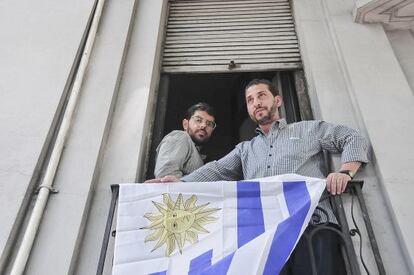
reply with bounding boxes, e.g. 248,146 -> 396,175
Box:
9,0 -> 106,274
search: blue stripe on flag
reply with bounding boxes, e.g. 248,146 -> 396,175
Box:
198,251 -> 235,275
237,181 -> 265,248
188,249 -> 213,275
263,181 -> 311,275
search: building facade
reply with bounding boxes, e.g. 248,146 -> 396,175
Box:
1,0 -> 414,274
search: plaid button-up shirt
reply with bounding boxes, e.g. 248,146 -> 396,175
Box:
182,119 -> 369,223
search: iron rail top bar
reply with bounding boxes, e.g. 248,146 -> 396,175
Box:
111,183 -> 119,192
110,181 -> 363,190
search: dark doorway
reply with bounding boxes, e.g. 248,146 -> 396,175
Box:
146,71 -> 303,179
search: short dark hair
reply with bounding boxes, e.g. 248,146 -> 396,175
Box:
245,79 -> 279,96
184,102 -> 216,120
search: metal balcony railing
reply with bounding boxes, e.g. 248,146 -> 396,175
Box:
97,181 -> 385,275
301,181 -> 386,275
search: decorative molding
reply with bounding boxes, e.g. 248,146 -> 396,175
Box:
355,0 -> 414,30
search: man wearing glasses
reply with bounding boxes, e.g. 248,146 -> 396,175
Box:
154,102 -> 217,179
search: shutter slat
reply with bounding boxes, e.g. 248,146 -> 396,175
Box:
167,28 -> 296,37
166,35 -> 298,45
171,0 -> 288,7
167,29 -> 296,38
170,6 -> 290,15
164,53 -> 301,62
163,0 -> 301,72
164,44 -> 299,53
168,16 -> 293,25
166,32 -> 297,42
168,11 -> 292,21
170,2 -> 288,10
163,57 -> 301,66
164,48 -> 300,57
166,40 -> 298,49
168,19 -> 293,28
167,24 -> 294,33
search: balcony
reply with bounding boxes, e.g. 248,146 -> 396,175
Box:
97,180 -> 385,275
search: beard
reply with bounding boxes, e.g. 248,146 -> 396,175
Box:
250,102 -> 278,125
187,128 -> 210,145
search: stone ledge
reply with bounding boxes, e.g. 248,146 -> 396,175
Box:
355,0 -> 414,30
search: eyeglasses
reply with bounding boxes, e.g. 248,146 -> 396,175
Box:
191,115 -> 216,129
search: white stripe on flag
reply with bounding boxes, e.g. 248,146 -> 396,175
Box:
112,174 -> 325,275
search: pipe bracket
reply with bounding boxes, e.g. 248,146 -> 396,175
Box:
35,185 -> 59,194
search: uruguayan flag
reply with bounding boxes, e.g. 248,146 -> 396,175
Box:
113,174 -> 325,275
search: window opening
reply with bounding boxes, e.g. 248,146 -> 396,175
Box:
146,70 -> 301,179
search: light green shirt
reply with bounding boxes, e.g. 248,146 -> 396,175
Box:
154,130 -> 205,178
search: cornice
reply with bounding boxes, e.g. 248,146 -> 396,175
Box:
355,0 -> 414,30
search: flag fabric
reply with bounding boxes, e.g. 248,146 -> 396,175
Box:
112,174 -> 325,275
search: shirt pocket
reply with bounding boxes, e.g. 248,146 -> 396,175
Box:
286,137 -> 320,161
286,138 -> 305,160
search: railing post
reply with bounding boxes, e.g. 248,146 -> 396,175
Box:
351,183 -> 386,275
96,184 -> 119,275
332,194 -> 361,275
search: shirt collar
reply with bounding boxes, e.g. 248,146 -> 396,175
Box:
255,118 -> 287,136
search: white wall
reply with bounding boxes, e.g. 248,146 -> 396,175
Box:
387,30 -> 414,95
293,0 -> 414,273
0,1 -> 95,272
21,0 -> 167,274
0,0 -> 167,273
75,0 -> 168,274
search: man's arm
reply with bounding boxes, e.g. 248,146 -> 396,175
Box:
154,132 -> 190,178
145,175 -> 180,183
318,121 -> 369,194
147,144 -> 244,183
181,145 -> 244,182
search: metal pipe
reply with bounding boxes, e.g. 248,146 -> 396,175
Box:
10,0 -> 106,273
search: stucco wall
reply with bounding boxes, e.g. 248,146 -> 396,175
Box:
75,0 -> 168,274
293,0 -> 414,273
0,0 -> 167,273
0,1 -> 96,272
387,29 -> 414,96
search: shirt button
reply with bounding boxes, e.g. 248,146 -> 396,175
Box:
269,154 -> 272,156
267,165 -> 271,168
270,145 -> 273,148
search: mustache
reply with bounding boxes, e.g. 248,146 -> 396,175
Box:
254,107 -> 268,114
197,129 -> 207,135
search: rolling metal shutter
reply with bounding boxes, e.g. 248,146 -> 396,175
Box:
162,0 -> 302,73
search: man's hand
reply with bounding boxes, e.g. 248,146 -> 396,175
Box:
144,175 -> 180,183
326,172 -> 352,195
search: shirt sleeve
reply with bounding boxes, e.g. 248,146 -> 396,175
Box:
154,133 -> 190,178
317,121 -> 369,164
181,145 -> 243,182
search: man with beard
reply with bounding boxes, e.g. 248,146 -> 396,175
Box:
150,79 -> 368,191
153,102 -> 216,179
147,79 -> 369,274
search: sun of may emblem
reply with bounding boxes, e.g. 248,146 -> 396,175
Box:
142,193 -> 220,256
